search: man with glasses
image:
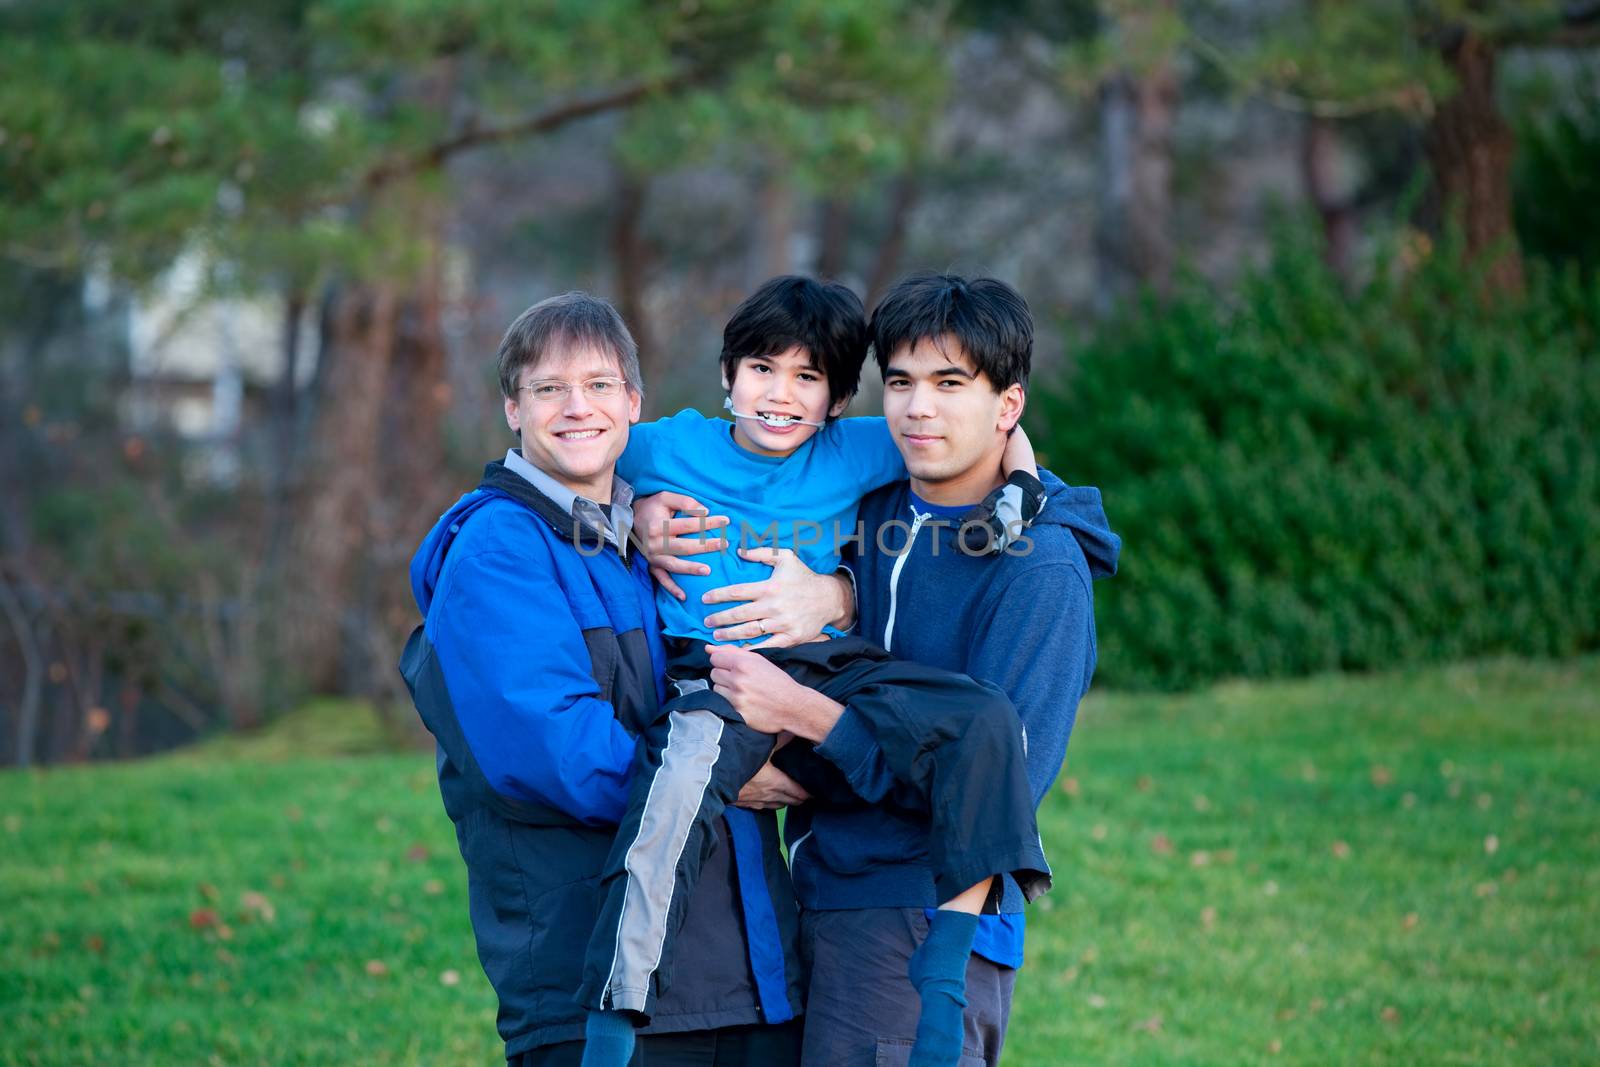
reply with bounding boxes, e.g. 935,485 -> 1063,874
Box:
401,292 -> 835,1066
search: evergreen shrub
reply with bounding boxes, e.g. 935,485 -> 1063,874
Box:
1031,234 -> 1600,689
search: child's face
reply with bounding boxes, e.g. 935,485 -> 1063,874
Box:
724,344 -> 848,457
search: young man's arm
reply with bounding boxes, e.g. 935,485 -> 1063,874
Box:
803,562 -> 1094,806
429,545 -> 639,826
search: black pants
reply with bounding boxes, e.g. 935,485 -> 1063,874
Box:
511,1020 -> 802,1067
575,637 -> 1050,1021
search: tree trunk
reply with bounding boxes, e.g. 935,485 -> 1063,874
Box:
291,283 -> 399,691
750,166 -> 797,286
611,168 -> 658,411
1096,56 -> 1177,315
865,174 -> 920,308
1301,116 -> 1356,280
815,195 -> 852,280
0,572 -> 42,768
1424,29 -> 1523,295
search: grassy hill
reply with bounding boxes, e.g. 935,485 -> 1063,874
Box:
4,658 -> 1597,1065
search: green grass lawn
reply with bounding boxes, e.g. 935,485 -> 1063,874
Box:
4,658 -> 1598,1065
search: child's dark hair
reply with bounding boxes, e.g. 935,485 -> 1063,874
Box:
868,273 -> 1033,391
720,276 -> 868,414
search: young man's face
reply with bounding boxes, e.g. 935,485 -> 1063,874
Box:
881,335 -> 1024,505
504,342 -> 641,500
723,344 -> 849,458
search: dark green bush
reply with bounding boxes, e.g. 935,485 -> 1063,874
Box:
1031,233 -> 1600,689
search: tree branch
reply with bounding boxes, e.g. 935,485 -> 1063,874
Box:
360,69 -> 703,191
1478,1 -> 1600,48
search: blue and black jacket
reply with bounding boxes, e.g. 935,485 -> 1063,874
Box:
400,459 -> 802,1056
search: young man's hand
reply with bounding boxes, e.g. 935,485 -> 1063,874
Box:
706,643 -> 804,733
702,547 -> 854,645
706,643 -> 846,742
631,491 -> 730,600
735,761 -> 811,810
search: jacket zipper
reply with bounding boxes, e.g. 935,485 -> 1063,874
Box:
882,503 -> 930,652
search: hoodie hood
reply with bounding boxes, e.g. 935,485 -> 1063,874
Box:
1036,467 -> 1120,580
410,487 -> 504,616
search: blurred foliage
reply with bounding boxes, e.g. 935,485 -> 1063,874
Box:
1032,226 -> 1600,689
1514,79 -> 1600,276
0,0 -> 944,294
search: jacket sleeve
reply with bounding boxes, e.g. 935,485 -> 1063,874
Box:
815,562 -> 1094,808
427,545 -> 638,826
964,564 -> 1095,805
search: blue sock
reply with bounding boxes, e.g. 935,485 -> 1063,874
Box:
580,1010 -> 636,1067
907,910 -> 978,1067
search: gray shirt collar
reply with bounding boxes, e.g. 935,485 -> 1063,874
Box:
503,447 -> 634,553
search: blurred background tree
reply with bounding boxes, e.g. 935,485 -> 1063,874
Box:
2,0 -> 1597,761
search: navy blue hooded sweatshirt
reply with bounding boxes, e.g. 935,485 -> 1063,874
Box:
401,461 -> 802,1056
786,468 -> 1120,922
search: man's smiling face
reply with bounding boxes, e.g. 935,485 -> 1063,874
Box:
881,335 -> 1024,505
723,344 -> 848,458
504,341 -> 640,500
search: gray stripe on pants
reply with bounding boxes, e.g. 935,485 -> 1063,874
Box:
601,707 -> 725,1012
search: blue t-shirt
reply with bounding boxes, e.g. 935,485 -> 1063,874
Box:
616,409 -> 905,643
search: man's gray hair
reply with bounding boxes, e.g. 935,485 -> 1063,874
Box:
495,291 -> 643,399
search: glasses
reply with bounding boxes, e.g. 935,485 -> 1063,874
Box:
518,376 -> 629,404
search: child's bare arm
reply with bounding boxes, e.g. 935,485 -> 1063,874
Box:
1002,423 -> 1038,477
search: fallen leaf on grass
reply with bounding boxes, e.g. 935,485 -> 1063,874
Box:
1403,912 -> 1419,930
240,891 -> 277,923
1060,777 -> 1080,797
1330,841 -> 1351,860
1267,1039 -> 1283,1054
1263,880 -> 1279,897
197,883 -> 220,903
365,959 -> 389,977
1132,1015 -> 1163,1033
1381,1006 -> 1400,1024
1151,834 -> 1174,856
84,935 -> 105,954
1476,881 -> 1498,898
1190,851 -> 1211,867
1200,906 -> 1217,930
1484,834 -> 1499,855
1087,994 -> 1107,1009
189,908 -> 220,930
1369,765 -> 1393,787
440,969 -> 461,987
423,879 -> 446,896
1192,794 -> 1211,812
1135,775 -> 1153,793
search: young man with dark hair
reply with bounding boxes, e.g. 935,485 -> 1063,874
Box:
401,291 -> 839,1067
576,275 -> 1055,1067
690,272 -> 1121,1067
